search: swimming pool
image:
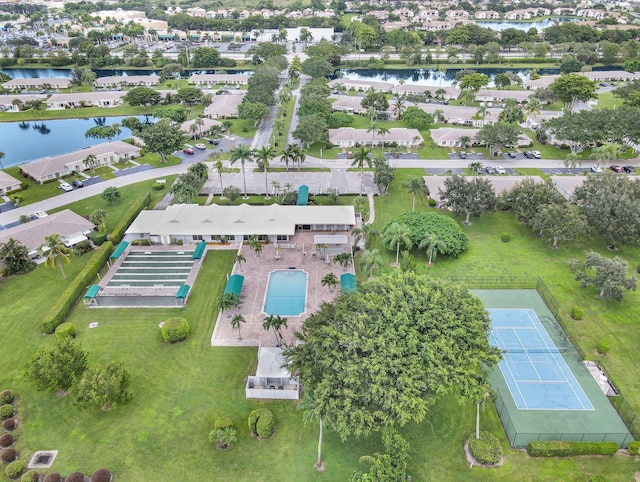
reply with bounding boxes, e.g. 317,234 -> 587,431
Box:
263,270 -> 308,316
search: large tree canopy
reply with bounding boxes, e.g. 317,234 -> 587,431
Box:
284,272 -> 501,440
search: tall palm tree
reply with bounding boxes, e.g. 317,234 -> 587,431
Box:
194,116 -> 205,138
230,314 -> 245,341
418,234 -> 446,265
376,126 -> 390,148
83,154 -> 98,173
358,248 -> 382,280
382,222 -> 413,266
214,157 -> 225,197
297,388 -> 325,471
333,252 -> 354,270
217,292 -> 239,318
253,145 -> 275,198
289,144 -> 306,169
366,119 -> 377,147
474,105 -> 489,122
351,148 -> 372,194
321,272 -> 339,292
402,176 -> 429,211
234,253 -> 246,272
591,142 -> 623,168
263,315 -> 288,346
392,96 -> 406,119
282,144 -> 294,171
42,234 -> 72,280
248,235 -> 263,257
352,222 -> 378,249
524,97 -> 541,117
229,144 -> 253,199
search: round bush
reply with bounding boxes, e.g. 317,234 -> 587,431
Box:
0,390 -> 15,405
90,468 -> 113,482
597,340 -> 610,355
248,408 -> 272,435
469,431 -> 502,465
152,182 -> 166,191
161,317 -> 190,343
0,433 -> 15,448
65,472 -> 85,482
256,411 -> 276,439
0,404 -> 14,420
570,307 -> 584,320
21,471 -> 39,482
2,417 -> 17,431
1,448 -> 17,464
43,473 -> 61,482
55,322 -> 77,341
427,198 -> 436,207
5,460 -> 25,479
383,211 -> 469,258
214,416 -> 233,430
500,233 -> 511,243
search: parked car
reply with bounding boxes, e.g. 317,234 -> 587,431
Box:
33,210 -> 48,218
622,166 -> 636,173
507,151 -> 517,158
457,151 -> 467,159
485,166 -> 497,174
532,151 -> 542,159
609,165 -> 623,173
59,182 -> 73,192
495,166 -> 506,175
72,179 -> 83,188
183,147 -> 195,155
206,138 -> 219,145
523,151 -> 533,159
590,165 -> 603,173
195,143 -> 206,150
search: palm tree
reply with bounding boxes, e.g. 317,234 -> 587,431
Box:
392,96 -> 406,119
474,105 -> 489,122
217,292 -> 239,318
297,389 -> 325,471
321,272 -> 339,292
194,116 -> 205,138
402,176 -> 429,211
524,97 -> 541,117
169,182 -> 198,204
271,180 -> 281,202
591,142 -> 623,168
248,235 -> 263,257
382,222 -> 413,266
263,315 -> 288,346
358,248 -> 382,280
460,135 -> 471,149
351,148 -> 372,194
352,223 -> 378,249
42,234 -> 72,280
333,252 -> 354,270
230,314 -> 245,341
234,253 -> 246,272
375,126 -> 390,148
433,108 -> 444,123
418,234 -> 447,265
288,144 -> 305,169
281,144 -> 294,171
83,154 -> 98,173
188,162 -> 208,181
253,145 -> 275,198
229,144 -> 253,199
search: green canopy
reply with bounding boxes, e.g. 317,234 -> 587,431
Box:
84,285 -> 101,299
224,274 -> 244,297
192,241 -> 206,259
110,241 -> 129,260
296,185 -> 309,206
176,284 -> 190,299
340,273 -> 357,293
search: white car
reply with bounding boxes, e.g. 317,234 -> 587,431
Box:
195,143 -> 206,150
532,151 -> 542,159
59,182 -> 73,192
495,166 -> 506,175
34,211 -> 48,219
590,165 -> 603,173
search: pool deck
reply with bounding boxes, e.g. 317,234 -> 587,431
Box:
211,230 -> 355,347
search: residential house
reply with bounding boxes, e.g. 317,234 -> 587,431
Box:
475,10 -> 501,19
20,141 -> 141,184
331,95 -> 372,115
475,89 -> 533,103
419,103 -> 502,126
577,8 -> 606,18
446,10 -> 469,19
0,171 -> 21,196
204,92 -> 245,118
430,127 -> 531,147
46,92 -> 125,110
419,21 -> 457,32
523,75 -> 559,90
188,74 -> 250,86
2,78 -> 71,91
0,94 -> 47,112
329,128 -> 424,148
181,118 -> 223,138
95,75 -> 161,88
328,79 -> 394,93
392,85 -> 460,99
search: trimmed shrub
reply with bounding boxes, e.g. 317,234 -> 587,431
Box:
0,433 -> 15,447
2,418 -> 17,431
1,448 -> 17,464
628,441 -> 640,455
65,472 -> 85,482
90,468 -> 112,482
42,242 -> 113,334
5,460 -> 24,479
161,317 -> 189,343
570,307 -> 584,320
21,471 -> 39,482
55,322 -> 77,341
89,231 -> 107,246
427,198 -> 436,207
527,441 -> 619,457
109,192 -> 151,244
500,233 -> 511,243
248,408 -> 272,436
597,340 -> 610,355
0,390 -> 14,405
152,182 -> 166,191
469,431 -> 502,465
131,239 -> 151,246
0,404 -> 14,420
256,410 -> 276,439
214,417 -> 233,430
73,240 -> 94,256
43,473 -> 61,482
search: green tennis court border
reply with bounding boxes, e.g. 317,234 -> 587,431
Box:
472,289 -> 632,448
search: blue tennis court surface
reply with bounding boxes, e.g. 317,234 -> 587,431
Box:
488,309 -> 593,411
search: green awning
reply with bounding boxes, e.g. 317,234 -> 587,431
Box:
84,285 -> 101,299
176,284 -> 190,299
340,273 -> 357,293
110,241 -> 129,260
224,274 -> 244,297
296,185 -> 309,205
192,241 -> 206,259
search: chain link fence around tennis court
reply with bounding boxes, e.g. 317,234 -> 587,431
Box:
448,275 -> 640,442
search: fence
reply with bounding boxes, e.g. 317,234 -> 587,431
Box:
448,275 -> 639,443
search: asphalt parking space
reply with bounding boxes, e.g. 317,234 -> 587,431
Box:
447,152 -> 485,160
540,168 -> 586,175
82,176 -> 105,187
425,168 -> 465,175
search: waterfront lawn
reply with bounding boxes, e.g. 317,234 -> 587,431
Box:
138,152 -> 181,168
3,166 -> 67,206
0,105 -> 147,122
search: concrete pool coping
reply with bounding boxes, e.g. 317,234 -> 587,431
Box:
261,269 -> 309,318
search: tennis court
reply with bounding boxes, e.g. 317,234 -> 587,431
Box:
489,309 -> 593,411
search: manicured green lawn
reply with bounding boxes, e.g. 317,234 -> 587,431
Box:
0,106 -> 147,123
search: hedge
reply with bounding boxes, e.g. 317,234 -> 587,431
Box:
42,242 -> 114,334
20,471 -> 39,482
108,192 -> 151,244
628,441 -> 640,455
527,441 -> 619,457
469,431 -> 502,465
0,389 -> 14,405
55,322 -> 77,341
0,404 -> 14,420
5,460 -> 24,479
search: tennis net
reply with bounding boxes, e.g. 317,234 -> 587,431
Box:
505,348 -> 567,354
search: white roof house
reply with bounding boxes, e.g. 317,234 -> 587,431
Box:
419,103 -> 502,126
0,171 -> 22,196
246,346 -> 299,400
476,89 -> 532,103
188,74 -> 251,86
204,93 -> 245,118
20,141 -> 141,184
0,94 -> 47,112
2,77 -> 71,90
46,92 -> 125,110
392,85 -> 460,99
329,128 -> 423,148
125,204 -> 356,245
180,117 -> 223,138
95,75 -> 160,88
430,128 -> 532,148
331,95 -> 371,115
329,78 -> 394,93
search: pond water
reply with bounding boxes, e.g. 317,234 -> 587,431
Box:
2,68 -> 253,79
477,17 -> 578,32
0,115 -> 150,168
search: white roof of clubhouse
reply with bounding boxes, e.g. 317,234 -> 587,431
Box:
126,204 -> 356,237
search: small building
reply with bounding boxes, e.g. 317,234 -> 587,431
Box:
331,95 -> 370,115
328,78 -> 393,93
329,128 -> 423,148
203,93 -> 244,118
246,346 -> 299,400
187,74 -> 251,86
392,85 -> 460,99
95,75 -> 161,88
20,141 -> 141,184
180,117 -> 223,138
430,127 -> 531,148
420,104 -> 502,127
523,75 -> 559,90
0,171 -> 22,196
1,77 -> 72,91
0,94 -> 47,112
476,89 -> 532,103
46,92 -> 125,110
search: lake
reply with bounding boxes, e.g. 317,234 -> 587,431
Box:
2,68 -> 253,79
0,116 -> 149,168
477,17 -> 578,32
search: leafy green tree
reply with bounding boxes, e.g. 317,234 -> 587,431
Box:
438,174 -> 497,225
188,162 -> 208,182
550,73 -> 597,110
89,209 -> 107,231
301,56 -> 334,79
532,203 -> 587,249
475,122 -> 521,157
42,233 -> 72,279
229,144 -> 254,199
321,272 -> 339,293
140,119 -> 187,163
306,41 -> 346,66
283,272 -> 502,440
293,114 -> 328,148
176,86 -> 203,115
382,222 -> 412,266
559,55 -> 585,74
238,100 -> 268,127
153,106 -> 188,123
401,106 -> 434,130
399,250 -> 416,273
70,360 -> 134,410
493,73 -> 512,89
418,234 -> 446,266
352,428 -> 410,482
402,176 -> 428,211
590,143 -> 624,169
191,47 -> 221,68
570,252 -> 637,301
458,73 -> 489,102
373,156 -> 396,194
123,86 -> 161,111
101,186 -> 121,204
0,238 -> 35,276
501,178 -> 565,227
85,125 -> 119,143
361,90 -> 389,114
24,338 -> 88,393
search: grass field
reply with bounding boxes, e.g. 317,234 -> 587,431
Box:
0,175 -> 638,480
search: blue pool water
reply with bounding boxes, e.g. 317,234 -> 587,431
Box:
264,270 -> 307,316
